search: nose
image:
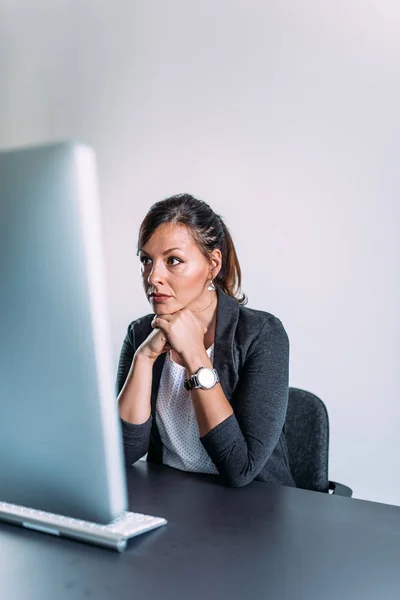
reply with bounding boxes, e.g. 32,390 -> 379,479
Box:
146,260 -> 164,287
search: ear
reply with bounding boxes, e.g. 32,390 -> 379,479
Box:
209,248 -> 222,279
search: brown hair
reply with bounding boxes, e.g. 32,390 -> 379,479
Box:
137,193 -> 247,304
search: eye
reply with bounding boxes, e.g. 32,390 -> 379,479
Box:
139,256 -> 182,266
167,256 -> 182,266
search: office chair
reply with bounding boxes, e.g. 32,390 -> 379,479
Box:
285,387 -> 352,497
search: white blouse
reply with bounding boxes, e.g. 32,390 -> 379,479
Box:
155,345 -> 219,475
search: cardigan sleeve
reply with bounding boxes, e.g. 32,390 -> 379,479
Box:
116,324 -> 153,466
200,315 -> 289,487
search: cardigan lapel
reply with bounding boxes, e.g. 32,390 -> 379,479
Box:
148,351 -> 166,463
212,287 -> 240,402
151,352 -> 166,415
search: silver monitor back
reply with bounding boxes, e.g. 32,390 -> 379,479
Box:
0,142 -> 127,524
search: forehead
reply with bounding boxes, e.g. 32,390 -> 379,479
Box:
143,222 -> 197,252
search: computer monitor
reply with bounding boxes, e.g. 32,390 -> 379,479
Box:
0,141 -> 127,524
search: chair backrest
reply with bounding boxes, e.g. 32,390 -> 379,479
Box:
285,388 -> 330,493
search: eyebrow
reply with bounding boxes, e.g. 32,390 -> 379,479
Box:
138,247 -> 184,256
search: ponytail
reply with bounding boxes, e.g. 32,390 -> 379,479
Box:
215,218 -> 247,305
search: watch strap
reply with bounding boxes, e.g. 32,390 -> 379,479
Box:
184,374 -> 199,391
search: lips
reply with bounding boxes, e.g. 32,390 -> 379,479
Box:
150,293 -> 171,300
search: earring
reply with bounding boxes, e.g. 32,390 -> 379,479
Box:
208,279 -> 216,291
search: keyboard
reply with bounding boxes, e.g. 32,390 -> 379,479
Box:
0,501 -> 167,552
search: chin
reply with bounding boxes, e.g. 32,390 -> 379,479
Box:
154,307 -> 171,315
150,300 -> 181,315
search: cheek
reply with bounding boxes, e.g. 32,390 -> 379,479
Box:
176,264 -> 207,285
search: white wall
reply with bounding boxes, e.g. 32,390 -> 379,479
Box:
1,0 -> 399,505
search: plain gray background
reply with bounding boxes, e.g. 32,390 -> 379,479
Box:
0,0 -> 399,505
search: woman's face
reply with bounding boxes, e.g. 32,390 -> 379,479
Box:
139,222 -> 221,315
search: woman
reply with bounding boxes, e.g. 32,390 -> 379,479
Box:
117,194 -> 295,488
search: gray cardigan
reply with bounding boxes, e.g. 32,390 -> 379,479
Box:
116,287 -> 295,488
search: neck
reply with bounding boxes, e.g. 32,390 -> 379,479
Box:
190,291 -> 218,344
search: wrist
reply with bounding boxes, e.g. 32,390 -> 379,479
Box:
134,350 -> 157,367
182,350 -> 211,374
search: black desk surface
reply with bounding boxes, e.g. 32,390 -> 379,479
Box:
1,462 -> 400,600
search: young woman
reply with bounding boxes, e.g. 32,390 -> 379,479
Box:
117,194 -> 295,488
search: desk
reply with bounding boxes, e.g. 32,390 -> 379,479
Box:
1,462 -> 400,600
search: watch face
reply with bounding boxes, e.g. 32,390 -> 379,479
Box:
197,368 -> 217,389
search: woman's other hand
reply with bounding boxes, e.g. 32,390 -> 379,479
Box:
135,327 -> 172,363
151,308 -> 207,363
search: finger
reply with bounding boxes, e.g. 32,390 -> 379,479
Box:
153,316 -> 171,331
159,331 -> 170,345
151,315 -> 161,328
154,313 -> 175,323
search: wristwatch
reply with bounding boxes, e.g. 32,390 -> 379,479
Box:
184,367 -> 220,391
